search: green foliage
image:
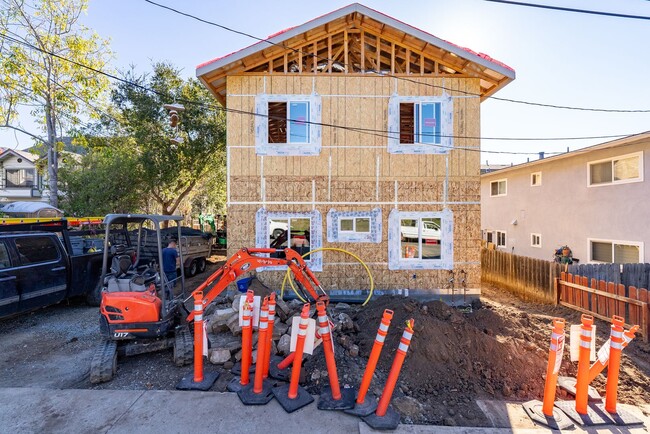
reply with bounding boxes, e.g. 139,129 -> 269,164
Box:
58,141 -> 144,215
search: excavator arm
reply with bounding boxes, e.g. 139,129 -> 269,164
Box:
186,247 -> 327,322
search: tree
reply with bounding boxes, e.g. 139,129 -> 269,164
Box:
0,0 -> 112,207
111,63 -> 226,217
58,141 -> 145,215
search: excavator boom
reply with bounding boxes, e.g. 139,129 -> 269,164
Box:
186,247 -> 327,322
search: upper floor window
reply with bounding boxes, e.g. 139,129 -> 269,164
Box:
327,208 -> 382,243
255,94 -> 321,156
531,233 -> 542,248
589,239 -> 642,263
388,94 -> 452,155
5,168 -> 35,188
531,172 -> 542,186
490,179 -> 507,197
588,152 -> 643,186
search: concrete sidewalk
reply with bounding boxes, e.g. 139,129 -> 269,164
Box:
0,387 -> 648,433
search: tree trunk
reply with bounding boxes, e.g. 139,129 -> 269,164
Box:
45,100 -> 58,208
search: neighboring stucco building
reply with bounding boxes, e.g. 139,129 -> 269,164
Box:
0,148 -> 45,204
197,3 -> 515,297
481,133 -> 649,264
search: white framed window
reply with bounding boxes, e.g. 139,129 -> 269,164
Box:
5,168 -> 35,188
588,238 -> 643,264
496,231 -> 506,248
588,152 -> 643,187
254,94 -> 322,156
485,230 -> 494,244
327,208 -> 382,243
531,233 -> 542,248
531,172 -> 542,186
387,94 -> 453,154
255,208 -> 322,271
490,179 -> 507,197
388,209 -> 453,270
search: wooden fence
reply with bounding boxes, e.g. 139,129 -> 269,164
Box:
481,248 -> 562,303
557,272 -> 649,343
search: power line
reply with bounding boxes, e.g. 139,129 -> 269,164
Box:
0,32 -> 641,157
143,0 -> 650,114
483,0 -> 650,20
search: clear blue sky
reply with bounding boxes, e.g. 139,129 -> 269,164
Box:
4,0 -> 650,165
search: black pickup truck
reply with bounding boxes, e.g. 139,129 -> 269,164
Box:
0,219 -> 108,319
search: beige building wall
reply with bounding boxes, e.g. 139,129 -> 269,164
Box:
481,139 -> 649,263
226,74 -> 482,294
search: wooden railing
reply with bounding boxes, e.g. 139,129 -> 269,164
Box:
557,272 -> 649,343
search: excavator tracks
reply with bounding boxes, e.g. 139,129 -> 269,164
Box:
90,340 -> 118,384
173,326 -> 193,367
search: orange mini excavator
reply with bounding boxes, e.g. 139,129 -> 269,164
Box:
90,214 -> 328,383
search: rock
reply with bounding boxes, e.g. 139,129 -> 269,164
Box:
448,408 -> 456,416
337,313 -> 354,331
288,299 -> 303,311
212,307 -> 236,323
311,370 -> 321,381
209,348 -> 231,365
227,313 -> 242,336
334,302 -> 351,311
273,321 -> 289,339
502,384 -> 512,397
339,335 -> 353,349
349,345 -> 359,357
211,322 -> 229,333
392,396 -> 422,420
277,334 -> 291,355
421,305 -> 428,314
223,361 -> 234,370
275,297 -> 291,321
443,417 -> 457,426
232,295 -> 242,312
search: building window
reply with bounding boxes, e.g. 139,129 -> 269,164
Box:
485,230 -> 494,244
5,168 -> 35,188
531,233 -> 542,248
589,239 -> 642,264
490,179 -> 507,197
388,209 -> 453,270
255,208 -> 322,271
327,208 -> 382,243
496,231 -> 506,248
388,94 -> 452,155
531,172 -> 542,186
588,152 -> 643,186
255,94 -> 321,156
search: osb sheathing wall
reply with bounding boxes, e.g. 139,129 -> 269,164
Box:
226,74 -> 481,294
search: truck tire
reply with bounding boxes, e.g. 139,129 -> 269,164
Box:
86,281 -> 103,307
186,259 -> 197,278
197,258 -> 206,274
173,326 -> 193,367
272,228 -> 284,239
90,340 -> 117,384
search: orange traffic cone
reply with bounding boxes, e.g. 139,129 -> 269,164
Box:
227,290 -> 255,392
238,297 -> 274,405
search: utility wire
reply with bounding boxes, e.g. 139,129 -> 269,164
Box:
483,0 -> 650,20
143,0 -> 650,113
0,32 -> 640,156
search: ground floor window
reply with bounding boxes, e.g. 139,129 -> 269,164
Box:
531,233 -> 541,248
326,208 -> 382,243
483,230 -> 494,244
496,231 -> 506,248
589,239 -> 642,264
255,208 -> 322,271
388,209 -> 453,270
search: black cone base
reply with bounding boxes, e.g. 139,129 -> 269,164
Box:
231,361 -> 255,376
344,397 -> 378,417
226,376 -> 248,393
594,403 -> 644,426
272,383 -> 314,413
363,406 -> 401,430
522,399 -> 574,430
237,380 -> 274,405
555,400 -> 613,426
269,355 -> 291,381
317,386 -> 356,410
176,371 -> 219,391
557,376 -> 602,402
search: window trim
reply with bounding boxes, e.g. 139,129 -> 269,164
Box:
490,179 -> 507,197
496,230 -> 507,248
587,238 -> 643,263
531,172 -> 542,187
531,233 -> 542,248
327,208 -> 382,243
484,230 -> 494,244
587,151 -> 643,187
4,167 -> 36,188
388,209 -> 453,270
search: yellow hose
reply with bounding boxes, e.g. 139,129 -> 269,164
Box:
280,247 -> 374,306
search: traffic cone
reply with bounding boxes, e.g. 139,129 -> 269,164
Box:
238,297 -> 274,405
176,291 -> 219,390
346,309 -> 393,417
272,304 -> 315,413
262,293 -> 276,379
315,301 -> 355,410
227,290 -> 255,392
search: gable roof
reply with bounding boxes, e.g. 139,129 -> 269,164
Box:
0,148 -> 39,164
197,3 -> 515,106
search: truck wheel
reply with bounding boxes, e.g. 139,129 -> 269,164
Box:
272,228 -> 284,239
90,340 -> 117,384
186,260 -> 197,278
86,280 -> 103,307
197,258 -> 207,274
173,326 -> 193,367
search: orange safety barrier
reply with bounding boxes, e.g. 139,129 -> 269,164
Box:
253,298 -> 270,394
241,290 -> 255,386
542,318 -> 566,417
277,352 -> 295,370
358,309 -> 393,406
605,316 -> 625,414
588,325 -> 638,383
176,291 -> 219,390
574,314 -> 594,414
263,293 -> 276,379
315,301 -> 355,410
